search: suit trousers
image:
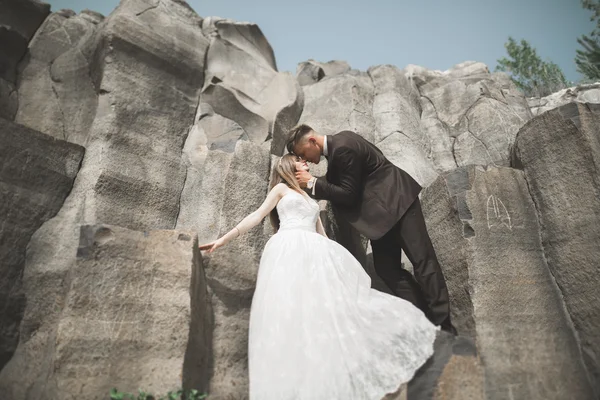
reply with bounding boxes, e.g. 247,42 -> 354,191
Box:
370,197 -> 456,334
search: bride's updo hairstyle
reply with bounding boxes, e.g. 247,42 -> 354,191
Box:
269,153 -> 305,232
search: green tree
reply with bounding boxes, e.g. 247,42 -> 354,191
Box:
575,0 -> 600,81
496,37 -> 568,97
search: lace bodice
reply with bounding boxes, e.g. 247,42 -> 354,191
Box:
276,191 -> 319,232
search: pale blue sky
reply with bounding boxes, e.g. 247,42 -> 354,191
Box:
47,0 -> 593,82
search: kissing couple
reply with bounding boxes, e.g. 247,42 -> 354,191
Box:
200,124 -> 456,400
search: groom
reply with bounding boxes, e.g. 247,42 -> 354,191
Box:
287,124 -> 456,334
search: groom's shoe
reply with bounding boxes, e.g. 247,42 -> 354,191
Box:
440,322 -> 457,336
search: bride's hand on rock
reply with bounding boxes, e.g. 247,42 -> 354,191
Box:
199,238 -> 225,253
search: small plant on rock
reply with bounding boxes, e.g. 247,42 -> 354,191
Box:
109,387 -> 207,400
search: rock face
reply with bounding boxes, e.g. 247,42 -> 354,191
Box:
411,62 -> 532,172
15,9 -> 103,146
528,83 -> 600,115
512,102 -> 600,396
298,61 -> 532,188
2,0 -> 600,398
0,118 -> 84,371
0,0 -> 209,397
0,225 -> 209,400
422,165 -> 595,399
175,15 -> 301,398
200,16 -> 303,155
0,0 -> 50,120
407,332 -> 484,400
178,139 -> 272,398
296,59 -> 351,86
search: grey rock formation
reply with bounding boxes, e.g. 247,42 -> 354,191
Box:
201,17 -> 303,154
15,10 -> 102,146
412,62 -> 532,172
300,72 -> 376,142
0,118 -> 84,371
0,224 -> 209,400
0,1 -> 208,396
0,0 -> 50,119
369,64 -> 438,186
179,140 -> 271,399
299,61 -> 532,184
407,332 -> 484,400
296,59 -> 351,86
528,83 -> 600,115
512,102 -> 600,396
422,165 -> 595,399
2,0 -> 598,397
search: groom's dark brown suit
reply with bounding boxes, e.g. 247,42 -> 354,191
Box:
312,130 -> 455,334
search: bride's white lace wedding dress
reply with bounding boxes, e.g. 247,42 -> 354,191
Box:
248,191 -> 439,400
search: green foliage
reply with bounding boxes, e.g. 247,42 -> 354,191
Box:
576,0 -> 600,80
496,37 -> 568,97
109,387 -> 207,400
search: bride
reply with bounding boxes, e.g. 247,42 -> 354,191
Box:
200,154 -> 439,400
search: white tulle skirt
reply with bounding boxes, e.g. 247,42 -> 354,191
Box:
248,227 -> 439,400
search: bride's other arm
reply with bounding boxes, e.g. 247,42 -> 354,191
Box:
316,216 -> 328,238
199,183 -> 287,253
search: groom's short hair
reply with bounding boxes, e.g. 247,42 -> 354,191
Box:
286,124 -> 314,154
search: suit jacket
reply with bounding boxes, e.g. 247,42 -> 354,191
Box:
313,130 -> 422,240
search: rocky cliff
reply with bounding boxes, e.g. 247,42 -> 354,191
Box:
0,0 -> 598,399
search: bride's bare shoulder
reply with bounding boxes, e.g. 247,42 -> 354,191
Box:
271,183 -> 290,196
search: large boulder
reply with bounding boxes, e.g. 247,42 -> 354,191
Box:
201,17 -> 303,155
0,0 -> 50,120
407,332 -> 484,400
528,83 -> 600,115
411,61 -> 532,172
0,224 -> 210,399
83,0 -> 207,230
369,64 -> 438,187
421,165 -> 595,399
15,9 -> 103,146
299,72 -> 376,143
296,59 -> 351,86
512,102 -> 600,396
0,0 -> 209,395
0,118 -> 84,371
177,138 -> 272,399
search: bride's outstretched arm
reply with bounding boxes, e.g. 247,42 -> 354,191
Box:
316,216 -> 328,238
199,183 -> 287,253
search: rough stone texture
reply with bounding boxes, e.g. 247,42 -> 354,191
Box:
3,0 -> 599,396
407,332 -> 484,400
299,60 -> 532,182
83,0 -> 206,230
0,0 -> 50,120
15,10 -> 102,146
528,83 -> 600,116
201,17 -> 303,155
409,61 -> 532,172
0,118 -> 84,371
296,59 -> 351,86
420,169 -> 476,338
178,139 -> 271,399
422,165 -> 594,399
0,225 -> 210,400
369,64 -> 438,186
299,72 -> 376,143
512,102 -> 600,396
0,1 -> 209,396
175,38 -> 293,394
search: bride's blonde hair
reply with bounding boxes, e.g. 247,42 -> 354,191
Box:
269,153 -> 306,232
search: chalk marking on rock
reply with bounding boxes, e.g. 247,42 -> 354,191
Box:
486,195 -> 512,230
